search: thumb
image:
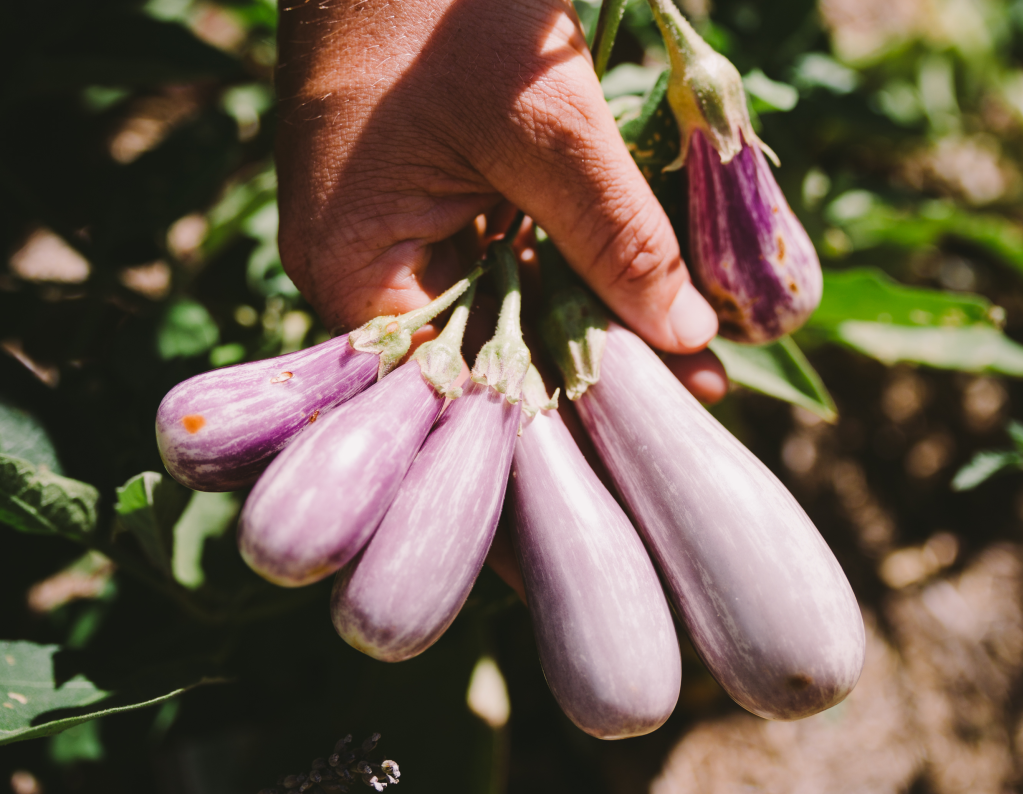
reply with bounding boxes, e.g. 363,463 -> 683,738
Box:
477,67 -> 718,354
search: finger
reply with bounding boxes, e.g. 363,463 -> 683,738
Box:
468,50 -> 718,353
663,348 -> 729,405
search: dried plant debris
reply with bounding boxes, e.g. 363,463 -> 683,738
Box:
258,734 -> 400,794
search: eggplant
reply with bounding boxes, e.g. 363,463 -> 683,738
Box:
156,336 -> 378,492
331,380 -> 521,660
237,281 -> 479,587
571,322 -> 864,720
510,407 -> 681,739
156,274 -> 478,492
237,359 -> 445,587
332,241 -> 531,660
687,129 -> 822,344
648,0 -> 822,343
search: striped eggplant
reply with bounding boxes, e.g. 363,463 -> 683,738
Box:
648,0 -> 822,343
687,129 -> 822,344
237,284 -> 477,587
331,241 -> 532,660
569,321 -> 864,720
510,406 -> 681,739
155,274 -> 478,492
331,380 -> 521,660
156,336 -> 378,492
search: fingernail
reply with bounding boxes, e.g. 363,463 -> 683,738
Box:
668,281 -> 718,350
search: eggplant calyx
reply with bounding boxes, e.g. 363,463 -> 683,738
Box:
647,0 -> 778,167
520,364 -> 559,419
412,282 -> 477,399
470,242 -> 531,404
349,265 -> 486,381
541,284 -> 608,401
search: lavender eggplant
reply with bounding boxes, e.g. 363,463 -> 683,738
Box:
510,404 -> 681,740
649,0 -> 822,344
331,380 -> 521,660
155,275 -> 479,492
331,242 -> 538,661
237,285 -> 477,587
558,317 -> 864,720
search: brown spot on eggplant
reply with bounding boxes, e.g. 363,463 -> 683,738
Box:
309,410 -> 320,423
777,235 -> 785,261
270,371 -> 293,384
786,673 -> 813,691
181,414 -> 206,434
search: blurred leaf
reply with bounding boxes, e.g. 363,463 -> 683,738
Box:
825,194 -> 1023,275
0,454 -> 98,539
49,719 -> 104,765
709,335 -> 838,422
209,343 -> 246,368
0,396 -> 62,473
202,163 -> 277,259
172,491 -> 239,589
601,63 -> 663,99
951,450 -> 1023,491
114,472 -> 190,577
834,322 -> 1023,374
1008,420 -> 1023,450
247,239 -> 298,298
157,299 -> 220,360
744,69 -> 799,113
811,268 -> 998,329
789,53 -> 859,94
0,640 -> 224,746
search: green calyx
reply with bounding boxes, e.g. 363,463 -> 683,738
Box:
646,0 -> 777,167
349,266 -> 485,380
539,249 -> 608,401
470,242 -> 531,404
412,282 -> 477,399
520,365 -> 559,419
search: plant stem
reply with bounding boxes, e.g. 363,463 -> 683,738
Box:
591,0 -> 629,80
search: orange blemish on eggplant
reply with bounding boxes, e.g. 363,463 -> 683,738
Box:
385,321 -> 399,334
309,410 -> 320,423
270,371 -> 293,384
772,206 -> 780,214
777,235 -> 786,261
181,414 -> 206,434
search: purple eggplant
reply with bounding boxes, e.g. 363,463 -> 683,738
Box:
571,322 -> 863,720
237,281 -> 479,587
237,359 -> 445,587
331,241 -> 532,660
687,129 -> 822,344
156,336 -> 378,492
331,380 -> 521,660
648,0 -> 822,343
510,407 -> 682,740
156,274 -> 479,492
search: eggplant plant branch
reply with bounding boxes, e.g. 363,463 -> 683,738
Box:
591,0 -> 630,80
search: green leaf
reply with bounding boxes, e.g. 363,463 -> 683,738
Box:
823,194 -> 1023,276
1008,420 -> 1023,451
0,640 -> 224,746
171,491 -> 239,589
951,450 -> 1023,491
807,268 -> 1023,374
0,397 -> 62,473
743,69 -> 799,113
811,268 -> 997,329
709,335 -> 838,422
49,719 -> 104,765
201,162 -> 277,259
601,63 -> 664,99
618,69 -> 680,180
114,472 -> 190,576
157,299 -> 220,360
831,323 -> 1023,375
0,454 -> 98,538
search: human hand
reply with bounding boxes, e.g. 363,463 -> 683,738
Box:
274,0 -> 720,363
